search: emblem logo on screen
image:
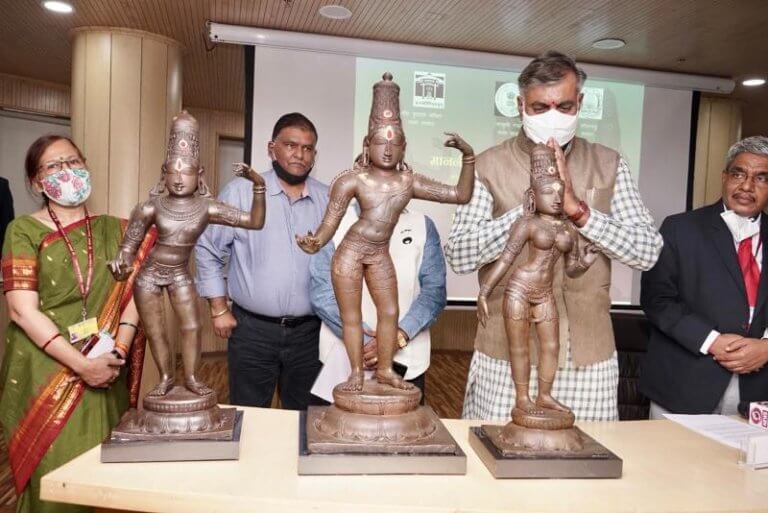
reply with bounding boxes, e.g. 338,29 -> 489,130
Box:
494,82 -> 520,118
413,72 -> 446,109
579,87 -> 605,120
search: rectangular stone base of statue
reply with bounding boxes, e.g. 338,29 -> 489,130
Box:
100,410 -> 243,463
469,425 -> 622,479
298,407 -> 466,475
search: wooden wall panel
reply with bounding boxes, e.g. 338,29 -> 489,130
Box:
69,28 -> 184,212
691,101 -> 711,209
693,96 -> 742,209
430,309 -> 477,352
739,90 -> 768,138
81,31 -> 112,215
108,33 -> 142,217
187,107 -> 244,194
138,37 -> 169,199
0,74 -> 70,118
70,34 -> 85,141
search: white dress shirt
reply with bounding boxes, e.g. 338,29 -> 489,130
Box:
700,209 -> 764,354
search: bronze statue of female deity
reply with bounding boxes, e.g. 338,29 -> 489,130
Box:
109,111 -> 266,399
296,73 -> 475,393
477,143 -> 599,450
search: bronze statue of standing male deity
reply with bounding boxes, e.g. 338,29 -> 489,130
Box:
107,111 -> 265,438
297,72 -> 475,393
477,143 -> 599,451
297,73 -> 473,460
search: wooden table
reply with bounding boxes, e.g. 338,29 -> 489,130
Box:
41,407 -> 768,513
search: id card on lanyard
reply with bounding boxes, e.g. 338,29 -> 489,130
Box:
47,205 -> 99,343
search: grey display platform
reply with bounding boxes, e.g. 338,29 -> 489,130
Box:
101,410 -> 243,463
298,409 -> 466,475
469,425 -> 622,479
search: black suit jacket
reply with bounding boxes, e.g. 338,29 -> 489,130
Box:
640,201 -> 768,414
0,177 -> 13,250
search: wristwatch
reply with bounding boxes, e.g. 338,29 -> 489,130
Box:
397,330 -> 409,349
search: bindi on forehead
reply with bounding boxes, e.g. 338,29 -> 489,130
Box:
166,158 -> 197,174
372,126 -> 403,145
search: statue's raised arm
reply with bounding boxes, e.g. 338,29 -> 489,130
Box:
412,132 -> 475,204
208,162 -> 266,229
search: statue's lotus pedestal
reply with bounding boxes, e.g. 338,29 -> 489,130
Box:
299,380 -> 465,475
469,407 -> 622,478
101,386 -> 242,463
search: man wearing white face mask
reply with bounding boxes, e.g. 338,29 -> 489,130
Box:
446,51 -> 662,422
642,136 -> 768,417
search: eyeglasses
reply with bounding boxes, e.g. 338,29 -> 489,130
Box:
725,168 -> 768,187
39,156 -> 86,174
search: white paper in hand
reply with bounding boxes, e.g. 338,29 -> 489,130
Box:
87,330 -> 116,359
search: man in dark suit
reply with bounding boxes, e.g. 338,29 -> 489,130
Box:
0,176 -> 13,247
641,136 -> 768,418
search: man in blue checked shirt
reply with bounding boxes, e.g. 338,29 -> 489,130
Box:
309,204 -> 446,402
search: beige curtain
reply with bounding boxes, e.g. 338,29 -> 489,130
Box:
692,96 -> 743,209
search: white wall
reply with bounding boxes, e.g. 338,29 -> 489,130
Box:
619,86 -> 693,304
0,112 -> 71,216
251,46 -> 355,179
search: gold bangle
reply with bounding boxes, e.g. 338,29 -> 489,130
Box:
253,185 -> 266,194
211,308 -> 229,319
115,341 -> 130,355
397,330 -> 409,349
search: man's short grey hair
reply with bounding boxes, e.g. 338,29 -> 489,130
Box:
725,136 -> 768,169
518,51 -> 588,93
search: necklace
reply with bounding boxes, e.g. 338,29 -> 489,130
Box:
157,195 -> 205,222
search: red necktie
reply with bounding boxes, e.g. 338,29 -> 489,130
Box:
738,237 -> 760,307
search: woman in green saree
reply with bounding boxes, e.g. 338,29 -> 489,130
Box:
1,135 -> 152,513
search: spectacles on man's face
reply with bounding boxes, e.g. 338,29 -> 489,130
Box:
725,167 -> 768,187
39,156 -> 86,174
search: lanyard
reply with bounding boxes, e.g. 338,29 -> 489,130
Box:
47,205 -> 94,321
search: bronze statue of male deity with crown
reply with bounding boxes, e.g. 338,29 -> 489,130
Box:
477,143 -> 600,452
296,73 -> 473,458
106,111 -> 266,440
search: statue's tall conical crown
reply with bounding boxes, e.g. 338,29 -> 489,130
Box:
166,110 -> 200,166
530,144 -> 561,187
368,72 -> 403,135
